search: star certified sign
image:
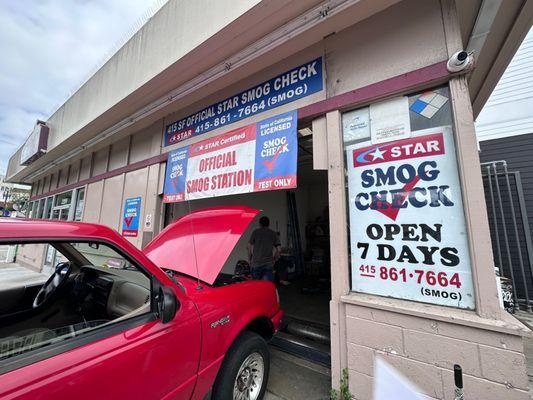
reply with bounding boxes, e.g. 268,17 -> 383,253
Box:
346,127 -> 475,310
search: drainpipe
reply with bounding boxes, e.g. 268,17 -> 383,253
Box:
466,0 -> 504,56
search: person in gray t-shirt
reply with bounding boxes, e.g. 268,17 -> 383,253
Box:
247,216 -> 281,281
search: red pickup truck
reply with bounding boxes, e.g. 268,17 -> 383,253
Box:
0,206 -> 282,400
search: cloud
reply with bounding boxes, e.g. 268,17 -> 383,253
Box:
0,0 -> 157,175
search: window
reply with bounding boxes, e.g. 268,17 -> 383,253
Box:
0,241 -> 152,362
74,188 -> 85,221
342,86 -> 475,309
51,208 -> 69,221
27,187 -> 85,222
36,199 -> 45,219
43,197 -> 53,219
54,191 -> 72,208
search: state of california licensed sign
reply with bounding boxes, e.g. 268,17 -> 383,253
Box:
346,126 -> 475,309
163,110 -> 298,203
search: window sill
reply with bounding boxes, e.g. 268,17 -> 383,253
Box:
340,292 -> 531,337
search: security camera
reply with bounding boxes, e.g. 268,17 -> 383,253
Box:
447,51 -> 473,73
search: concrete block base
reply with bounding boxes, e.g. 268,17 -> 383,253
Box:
339,294 -> 531,400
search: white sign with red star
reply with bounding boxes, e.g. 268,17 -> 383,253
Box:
346,126 -> 475,309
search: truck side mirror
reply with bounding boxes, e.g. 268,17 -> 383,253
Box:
158,286 -> 178,323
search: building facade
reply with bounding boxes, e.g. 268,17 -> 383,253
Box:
476,28 -> 533,311
7,0 -> 533,398
0,175 -> 30,212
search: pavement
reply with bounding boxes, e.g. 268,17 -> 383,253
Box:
266,347 -> 331,400
0,262 -> 47,290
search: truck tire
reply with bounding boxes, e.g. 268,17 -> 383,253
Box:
212,331 -> 270,400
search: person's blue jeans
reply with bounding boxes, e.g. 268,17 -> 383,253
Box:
251,264 -> 274,281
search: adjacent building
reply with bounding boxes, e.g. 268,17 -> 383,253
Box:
476,28 -> 533,311
0,174 -> 30,212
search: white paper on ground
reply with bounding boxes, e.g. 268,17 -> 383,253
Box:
373,357 -> 426,400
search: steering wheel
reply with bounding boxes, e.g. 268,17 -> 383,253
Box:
33,262 -> 72,309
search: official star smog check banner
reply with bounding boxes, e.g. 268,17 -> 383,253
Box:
163,110 -> 297,203
164,58 -> 322,146
346,126 -> 475,309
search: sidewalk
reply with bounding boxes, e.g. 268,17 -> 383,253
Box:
0,263 -> 46,290
266,347 -> 331,400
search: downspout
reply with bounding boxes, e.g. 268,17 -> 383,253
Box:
466,0 -> 504,56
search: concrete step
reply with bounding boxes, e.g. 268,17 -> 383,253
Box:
270,331 -> 330,366
267,347 -> 331,400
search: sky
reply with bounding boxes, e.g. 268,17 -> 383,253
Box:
0,0 -> 158,175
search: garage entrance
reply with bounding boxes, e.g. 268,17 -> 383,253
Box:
163,131 -> 331,365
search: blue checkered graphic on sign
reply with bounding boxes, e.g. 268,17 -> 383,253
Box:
410,91 -> 449,119
410,99 -> 427,114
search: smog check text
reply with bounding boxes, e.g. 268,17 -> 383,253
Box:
353,139 -> 460,269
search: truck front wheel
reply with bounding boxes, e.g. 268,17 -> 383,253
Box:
212,331 -> 270,400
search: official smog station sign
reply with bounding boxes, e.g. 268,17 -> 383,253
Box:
164,58 -> 323,146
163,110 -> 297,202
347,127 -> 475,309
122,197 -> 141,237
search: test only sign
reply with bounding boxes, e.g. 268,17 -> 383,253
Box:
163,110 -> 297,203
347,127 -> 475,309
122,197 -> 141,237
164,58 -> 322,146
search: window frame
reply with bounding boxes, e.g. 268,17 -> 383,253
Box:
340,85 -> 474,309
36,199 -> 45,219
0,237 -> 167,376
27,201 -> 34,218
73,187 -> 86,221
43,197 -> 53,219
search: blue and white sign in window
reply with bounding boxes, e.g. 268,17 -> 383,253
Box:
122,197 -> 142,237
409,91 -> 449,119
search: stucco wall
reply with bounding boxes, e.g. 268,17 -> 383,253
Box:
325,0 -> 447,97
16,244 -> 47,273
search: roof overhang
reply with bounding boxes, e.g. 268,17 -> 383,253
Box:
459,0 -> 533,116
7,0 -> 533,184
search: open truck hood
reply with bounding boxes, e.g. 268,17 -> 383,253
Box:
143,206 -> 259,285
